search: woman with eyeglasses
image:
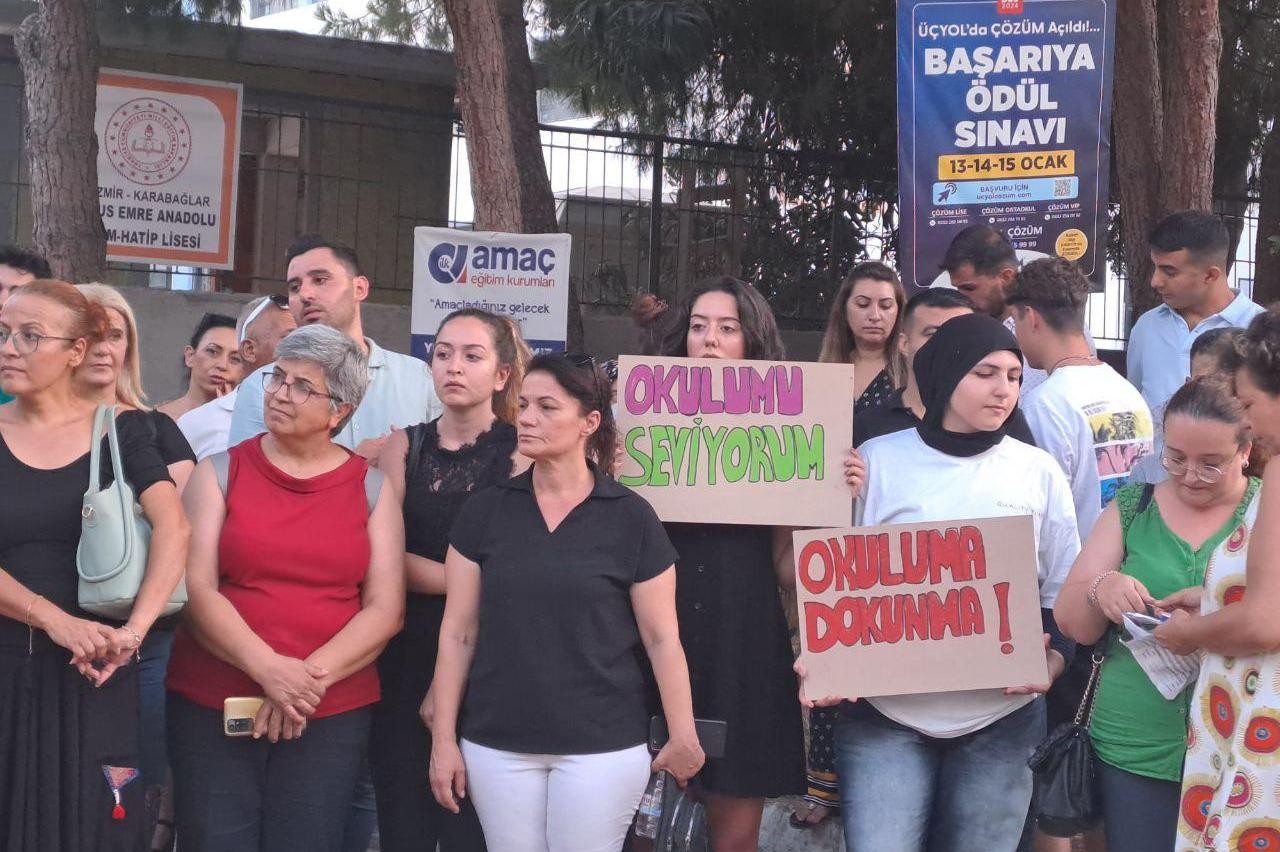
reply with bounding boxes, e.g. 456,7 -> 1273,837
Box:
429,353 -> 702,852
1055,376 -> 1260,852
166,325 -> 405,852
0,280 -> 189,852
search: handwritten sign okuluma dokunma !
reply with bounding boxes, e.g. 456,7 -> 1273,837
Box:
794,515 -> 1049,698
615,356 -> 855,526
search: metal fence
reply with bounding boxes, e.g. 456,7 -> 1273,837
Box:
0,59 -> 1264,344
458,123 -> 898,330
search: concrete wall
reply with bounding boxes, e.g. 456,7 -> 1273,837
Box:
124,286 -> 824,402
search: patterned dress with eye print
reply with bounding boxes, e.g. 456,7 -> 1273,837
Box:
1175,484 -> 1280,851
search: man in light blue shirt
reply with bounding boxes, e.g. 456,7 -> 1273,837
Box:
229,234 -> 442,457
1127,211 -> 1264,416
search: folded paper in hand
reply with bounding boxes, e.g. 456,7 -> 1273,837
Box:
1120,612 -> 1199,700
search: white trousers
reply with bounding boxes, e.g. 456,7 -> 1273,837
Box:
460,738 -> 652,852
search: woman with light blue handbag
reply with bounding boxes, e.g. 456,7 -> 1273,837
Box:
0,279 -> 189,852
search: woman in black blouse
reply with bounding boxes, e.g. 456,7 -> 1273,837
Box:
0,279 -> 189,852
374,309 -> 529,852
76,284 -> 197,490
817,261 -> 908,412
75,283 -> 198,851
804,261 -> 908,828
430,354 -> 702,852
652,277 -> 807,851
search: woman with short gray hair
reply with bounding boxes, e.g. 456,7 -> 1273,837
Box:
166,324 -> 406,852
273,325 -> 369,435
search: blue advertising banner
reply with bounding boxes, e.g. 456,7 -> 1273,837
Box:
896,0 -> 1116,290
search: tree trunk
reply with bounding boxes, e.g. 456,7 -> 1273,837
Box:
15,0 -> 106,282
1212,0 -> 1251,272
440,0 -> 583,350
1113,0 -> 1222,324
1113,0 -> 1163,319
1255,124 -> 1280,307
1158,0 -> 1221,214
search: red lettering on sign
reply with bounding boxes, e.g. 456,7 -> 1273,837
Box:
804,586 -> 991,649
900,526 -> 988,584
798,540 -> 833,595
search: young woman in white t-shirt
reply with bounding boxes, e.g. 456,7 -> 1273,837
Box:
809,313 -> 1081,852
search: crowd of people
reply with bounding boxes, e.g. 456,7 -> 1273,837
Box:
0,208 -> 1277,852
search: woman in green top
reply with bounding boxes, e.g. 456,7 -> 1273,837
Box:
1055,376 -> 1258,852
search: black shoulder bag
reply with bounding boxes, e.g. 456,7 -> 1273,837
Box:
1026,483 -> 1154,836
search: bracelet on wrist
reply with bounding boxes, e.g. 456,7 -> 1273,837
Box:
25,593 -> 44,656
123,626 -> 143,662
1087,570 -> 1118,609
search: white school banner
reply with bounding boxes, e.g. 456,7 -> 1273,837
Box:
411,227 -> 572,359
97,69 -> 242,268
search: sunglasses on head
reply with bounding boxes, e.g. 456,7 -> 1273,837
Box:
238,294 -> 289,344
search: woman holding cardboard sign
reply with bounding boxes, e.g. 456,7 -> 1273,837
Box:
1055,377 -> 1259,852
823,313 -> 1080,852
642,277 -> 807,852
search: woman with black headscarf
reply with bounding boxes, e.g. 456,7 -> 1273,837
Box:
825,313 -> 1081,852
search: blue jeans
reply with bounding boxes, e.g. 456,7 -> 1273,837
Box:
341,761 -> 377,852
834,698 -> 1046,852
137,628 -> 175,789
168,693 -> 372,852
1095,758 -> 1179,852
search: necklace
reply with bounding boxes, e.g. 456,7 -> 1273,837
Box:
1050,354 -> 1101,372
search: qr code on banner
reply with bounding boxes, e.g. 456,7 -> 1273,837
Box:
1053,178 -> 1073,198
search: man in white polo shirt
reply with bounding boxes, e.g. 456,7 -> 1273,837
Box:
228,234 -> 442,457
1127,210 -> 1264,415
177,294 -> 295,460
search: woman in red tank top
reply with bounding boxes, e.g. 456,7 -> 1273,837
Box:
166,325 -> 405,852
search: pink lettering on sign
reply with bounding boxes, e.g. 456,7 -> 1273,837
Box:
624,364 -> 804,417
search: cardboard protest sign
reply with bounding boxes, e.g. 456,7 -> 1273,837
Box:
615,355 -> 855,527
794,515 -> 1048,698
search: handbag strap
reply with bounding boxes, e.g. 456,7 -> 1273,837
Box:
1072,647 -> 1106,727
86,405 -> 131,496
86,404 -> 110,493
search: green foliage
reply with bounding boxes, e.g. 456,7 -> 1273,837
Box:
98,0 -> 241,21
316,0 -> 452,48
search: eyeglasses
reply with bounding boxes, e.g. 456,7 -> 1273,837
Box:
262,371 -> 335,405
0,328 -> 78,355
1161,455 -> 1226,484
238,294 -> 289,344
